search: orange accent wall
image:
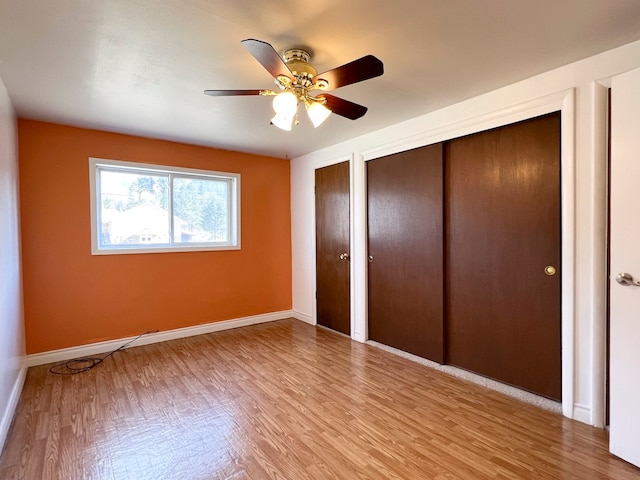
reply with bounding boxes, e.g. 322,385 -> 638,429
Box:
18,120 -> 292,354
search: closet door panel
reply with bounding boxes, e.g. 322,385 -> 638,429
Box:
367,144 -> 444,362
316,161 -> 351,335
445,112 -> 562,400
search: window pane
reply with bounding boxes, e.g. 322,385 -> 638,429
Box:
172,177 -> 229,243
91,158 -> 240,254
99,170 -> 170,246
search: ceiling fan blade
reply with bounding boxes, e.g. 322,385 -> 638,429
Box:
319,94 -> 368,120
241,39 -> 293,80
314,55 -> 383,90
204,89 -> 263,96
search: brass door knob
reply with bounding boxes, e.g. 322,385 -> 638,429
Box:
544,265 -> 557,276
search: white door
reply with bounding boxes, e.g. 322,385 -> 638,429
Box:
609,67 -> 640,468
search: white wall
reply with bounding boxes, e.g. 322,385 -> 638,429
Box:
0,75 -> 26,453
291,39 -> 640,427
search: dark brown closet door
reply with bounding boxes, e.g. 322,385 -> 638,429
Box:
445,112 -> 562,400
316,162 -> 350,335
367,144 -> 444,362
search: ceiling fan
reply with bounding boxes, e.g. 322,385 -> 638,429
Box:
204,39 -> 384,131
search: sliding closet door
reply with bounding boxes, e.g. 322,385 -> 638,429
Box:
367,144 -> 444,362
316,162 -> 351,335
445,112 -> 562,400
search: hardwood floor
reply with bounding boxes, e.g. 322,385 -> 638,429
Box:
1,319 -> 638,479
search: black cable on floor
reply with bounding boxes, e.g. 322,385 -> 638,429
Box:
49,330 -> 159,375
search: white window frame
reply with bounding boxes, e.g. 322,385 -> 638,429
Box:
89,157 -> 240,255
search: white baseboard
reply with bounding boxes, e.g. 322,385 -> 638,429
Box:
572,404 -> 592,424
292,310 -> 314,325
26,310 -> 294,367
0,361 -> 27,454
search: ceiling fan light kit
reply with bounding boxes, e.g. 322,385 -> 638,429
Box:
204,39 -> 384,131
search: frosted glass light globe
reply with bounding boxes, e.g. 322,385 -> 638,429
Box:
272,91 -> 298,116
306,101 -> 331,128
271,113 -> 294,131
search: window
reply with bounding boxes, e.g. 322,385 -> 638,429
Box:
89,158 -> 240,254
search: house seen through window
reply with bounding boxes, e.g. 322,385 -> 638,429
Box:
90,158 -> 240,254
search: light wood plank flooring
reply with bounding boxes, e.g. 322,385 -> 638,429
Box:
1,319 -> 638,479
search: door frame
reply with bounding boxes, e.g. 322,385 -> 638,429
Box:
311,154 -> 356,337
357,90 -> 584,420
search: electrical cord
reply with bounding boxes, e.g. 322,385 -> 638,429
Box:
49,330 -> 159,375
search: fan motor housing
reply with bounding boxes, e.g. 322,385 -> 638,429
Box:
284,48 -> 317,87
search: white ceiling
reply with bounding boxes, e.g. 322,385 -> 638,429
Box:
1,1 -> 640,159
